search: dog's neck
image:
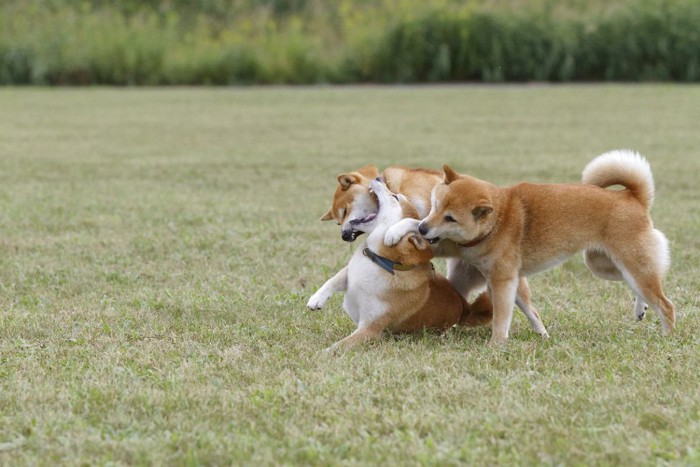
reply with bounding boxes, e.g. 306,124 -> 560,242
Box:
459,227 -> 493,248
362,247 -> 414,275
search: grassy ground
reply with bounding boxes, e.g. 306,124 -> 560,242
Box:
0,85 -> 699,465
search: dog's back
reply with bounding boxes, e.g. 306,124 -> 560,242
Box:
384,166 -> 442,218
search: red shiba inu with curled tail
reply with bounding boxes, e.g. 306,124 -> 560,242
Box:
385,150 -> 674,345
307,178 -> 492,352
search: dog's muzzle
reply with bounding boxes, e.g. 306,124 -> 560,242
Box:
419,223 -> 440,243
342,229 -> 363,242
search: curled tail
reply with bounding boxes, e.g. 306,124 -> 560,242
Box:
582,149 -> 655,211
582,150 -> 657,283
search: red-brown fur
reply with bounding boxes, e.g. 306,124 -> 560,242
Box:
420,160 -> 674,344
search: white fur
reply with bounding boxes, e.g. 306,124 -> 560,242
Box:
341,192 -> 377,238
411,197 -> 429,219
582,149 -> 655,210
385,218 -> 420,246
307,266 -> 347,310
652,228 -> 671,276
308,179 -> 412,347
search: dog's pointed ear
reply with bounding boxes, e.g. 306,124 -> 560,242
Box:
407,233 -> 428,250
443,164 -> 460,185
320,208 -> 334,221
337,173 -> 359,190
472,204 -> 493,219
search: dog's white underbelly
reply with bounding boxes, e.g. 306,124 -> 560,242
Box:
522,253 -> 573,276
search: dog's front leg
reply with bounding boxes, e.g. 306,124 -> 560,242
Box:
307,266 -> 348,310
384,218 -> 421,246
488,275 -> 519,345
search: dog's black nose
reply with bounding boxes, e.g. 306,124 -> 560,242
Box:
342,231 -> 354,242
418,223 -> 428,235
375,176 -> 383,182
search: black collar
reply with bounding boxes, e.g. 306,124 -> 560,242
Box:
362,248 -> 415,275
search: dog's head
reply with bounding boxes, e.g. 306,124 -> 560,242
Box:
321,166 -> 380,242
378,232 -> 434,267
418,164 -> 496,245
368,177 -> 418,227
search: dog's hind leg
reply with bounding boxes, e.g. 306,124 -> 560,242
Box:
515,278 -> 549,338
326,318 -> 388,352
585,249 -> 648,322
460,291 -> 493,327
610,232 -> 675,334
625,273 -> 675,334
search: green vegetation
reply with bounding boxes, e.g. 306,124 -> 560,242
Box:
0,86 -> 699,464
1,0 -> 700,84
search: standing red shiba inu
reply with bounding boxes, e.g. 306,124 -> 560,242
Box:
385,150 -> 674,345
308,178 -> 491,351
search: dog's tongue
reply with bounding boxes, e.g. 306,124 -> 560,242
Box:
349,213 -> 377,225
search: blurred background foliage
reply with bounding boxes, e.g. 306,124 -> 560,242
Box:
1,0 -> 699,84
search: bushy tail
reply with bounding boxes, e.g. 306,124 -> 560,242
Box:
582,149 -> 655,210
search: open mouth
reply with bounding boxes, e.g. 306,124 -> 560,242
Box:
342,213 -> 377,242
427,236 -> 440,244
343,230 -> 364,242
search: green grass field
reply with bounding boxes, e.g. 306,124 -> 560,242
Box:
1,85 -> 699,465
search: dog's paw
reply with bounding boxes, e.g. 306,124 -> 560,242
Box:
634,297 -> 648,321
384,219 -> 420,246
487,335 -> 508,347
307,289 -> 330,310
323,343 -> 339,354
384,229 -> 404,247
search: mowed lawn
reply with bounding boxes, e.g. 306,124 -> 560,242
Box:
0,86 -> 699,465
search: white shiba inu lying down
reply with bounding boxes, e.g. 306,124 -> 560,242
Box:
384,150 -> 674,345
307,178 -> 491,352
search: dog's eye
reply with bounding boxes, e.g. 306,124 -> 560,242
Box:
444,215 -> 456,223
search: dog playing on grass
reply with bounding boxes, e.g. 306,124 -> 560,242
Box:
385,150 -> 675,345
307,178 -> 492,351
315,164 -> 552,338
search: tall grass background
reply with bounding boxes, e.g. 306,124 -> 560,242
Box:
2,0 -> 700,85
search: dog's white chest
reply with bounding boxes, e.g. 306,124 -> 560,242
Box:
342,251 -> 391,325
